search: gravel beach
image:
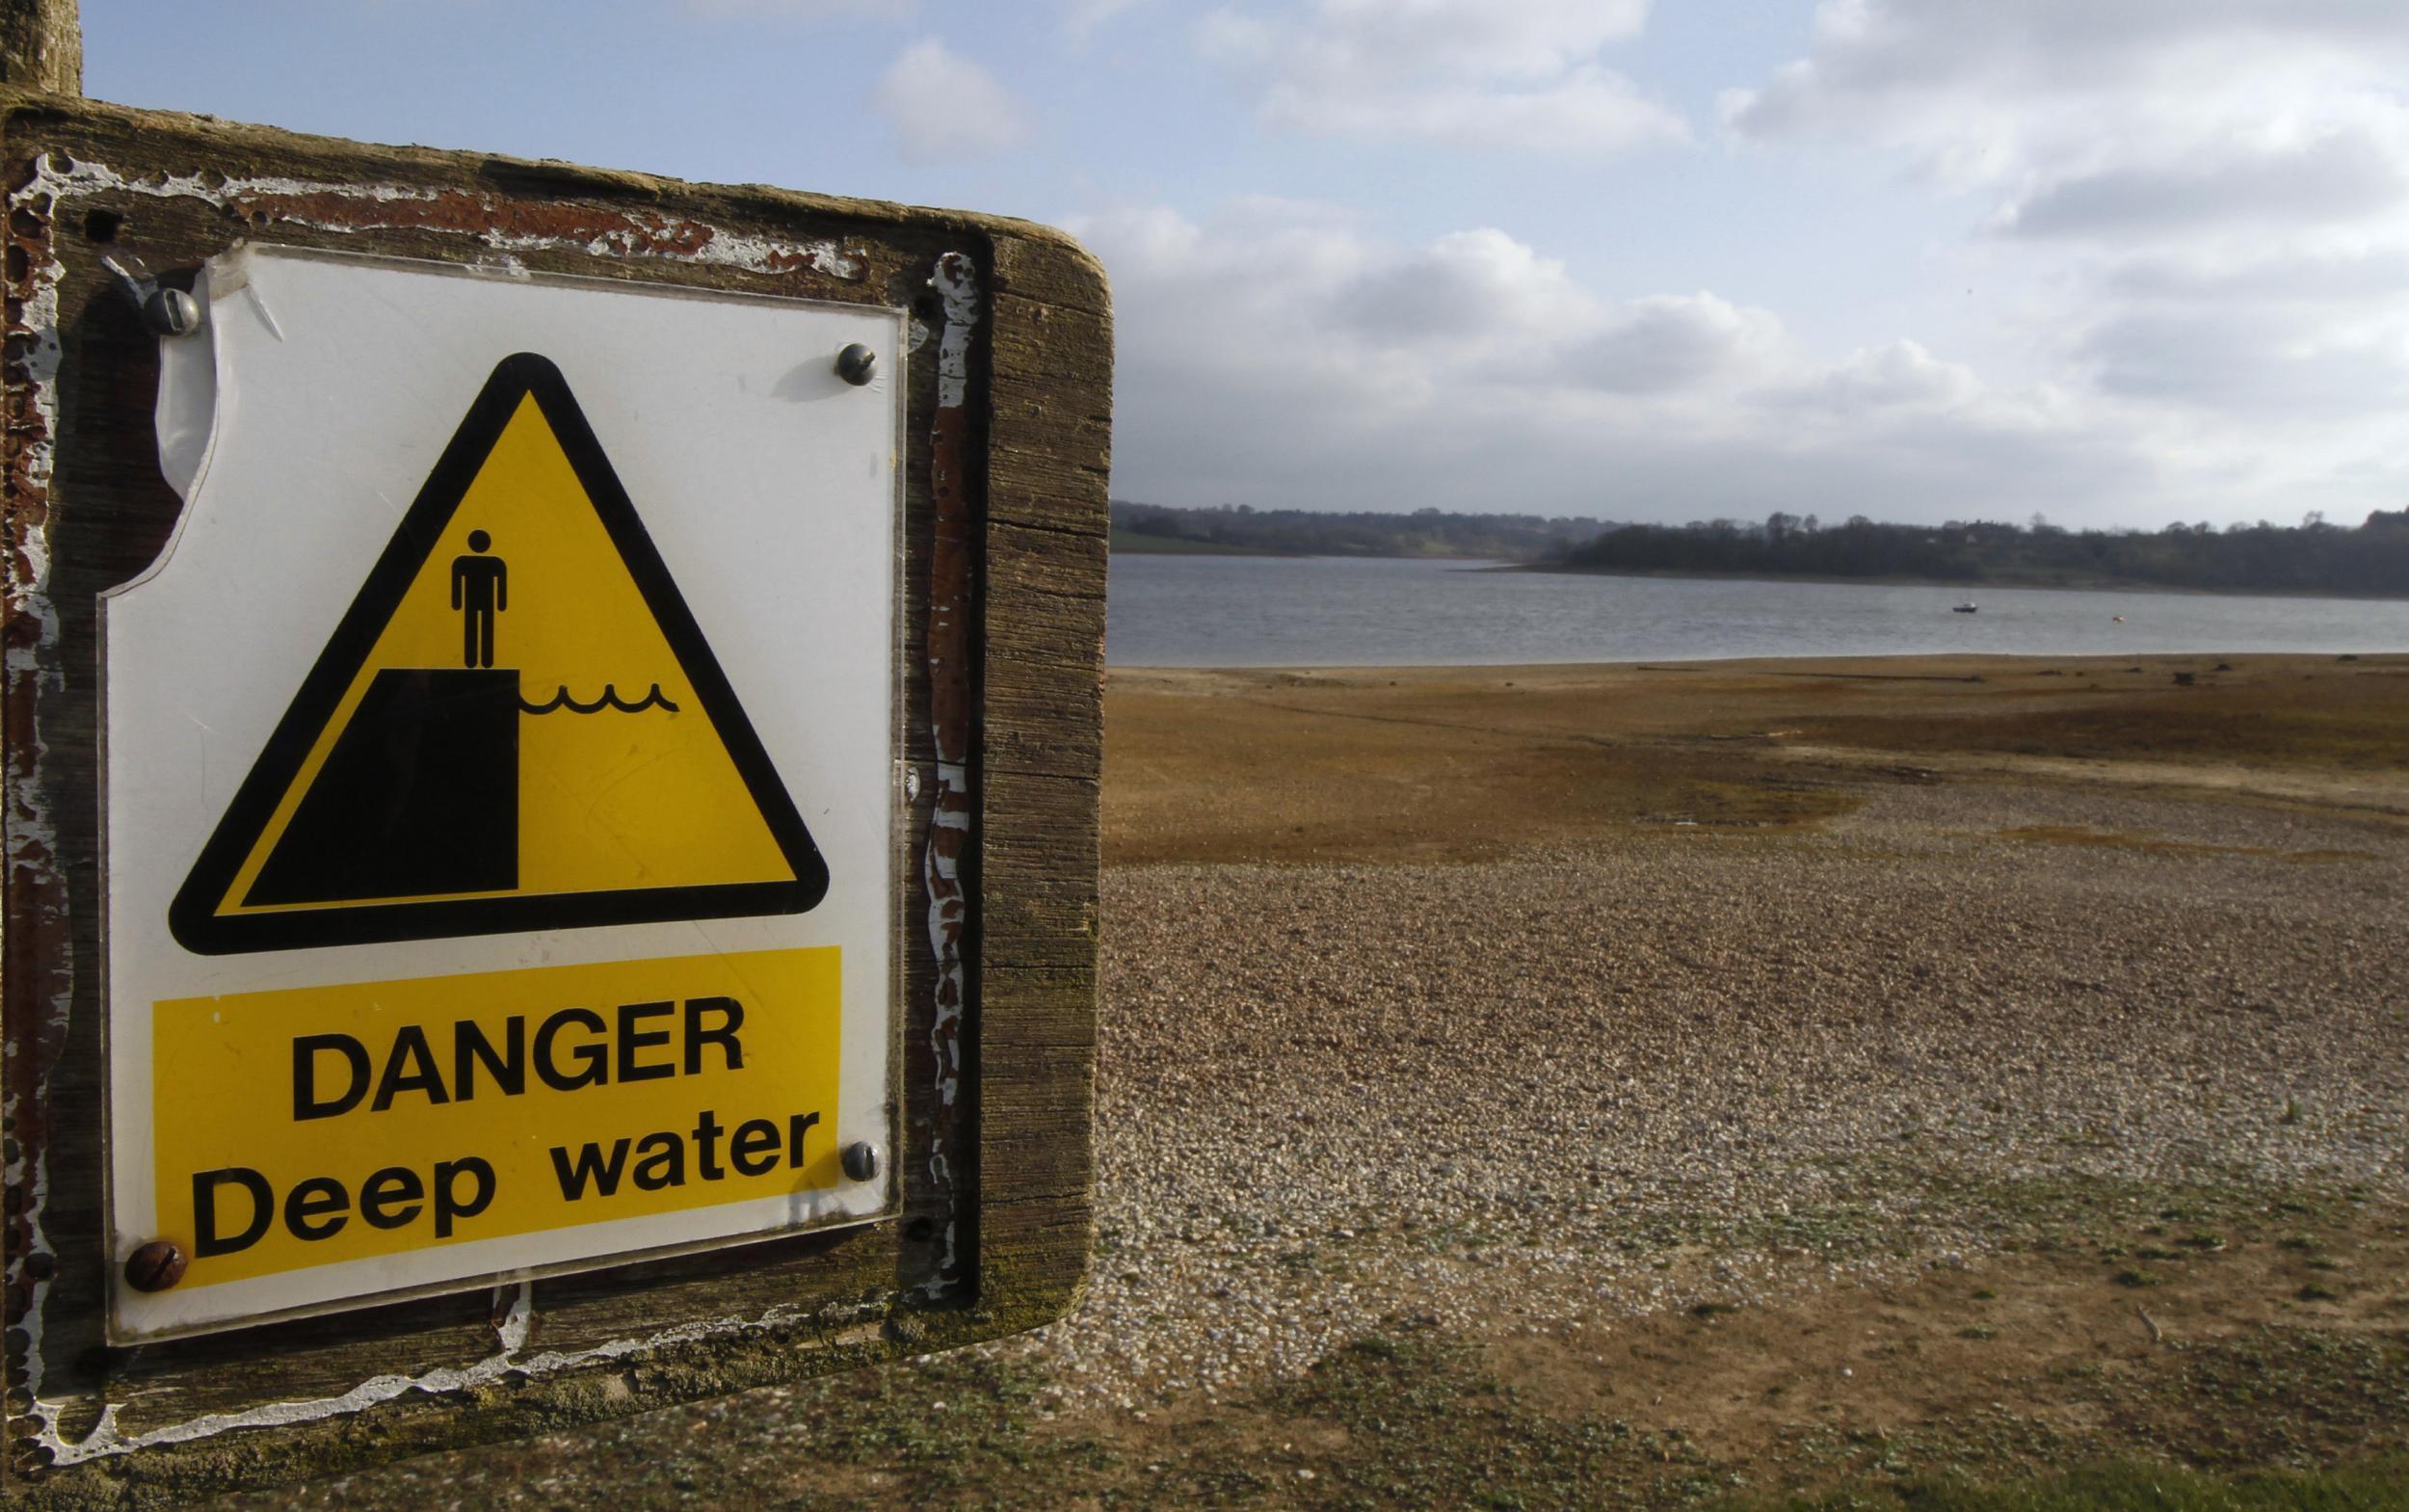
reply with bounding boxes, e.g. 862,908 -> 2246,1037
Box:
999,780 -> 2409,1412
235,657 -> 2409,1507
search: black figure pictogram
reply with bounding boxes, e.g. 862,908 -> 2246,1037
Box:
450,528 -> 508,669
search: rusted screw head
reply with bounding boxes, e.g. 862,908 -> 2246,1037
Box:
841,1141 -> 882,1183
834,343 -> 877,386
123,1240 -> 187,1293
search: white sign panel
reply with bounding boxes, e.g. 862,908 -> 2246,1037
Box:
102,248 -> 902,1341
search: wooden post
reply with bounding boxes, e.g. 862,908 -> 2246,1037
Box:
0,55 -> 1105,1507
0,0 -> 77,96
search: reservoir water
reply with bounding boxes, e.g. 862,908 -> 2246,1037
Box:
1106,553 -> 2409,667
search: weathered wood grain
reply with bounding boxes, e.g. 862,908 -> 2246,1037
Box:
988,443 -> 1118,537
988,226 -> 1113,321
0,0 -> 76,95
979,767 -> 1103,976
983,519 -> 1109,785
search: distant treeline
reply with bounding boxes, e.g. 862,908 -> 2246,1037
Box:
1113,501 -> 1613,562
1554,511 -> 2409,597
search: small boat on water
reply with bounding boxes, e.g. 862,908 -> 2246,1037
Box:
1952,600 -> 1978,614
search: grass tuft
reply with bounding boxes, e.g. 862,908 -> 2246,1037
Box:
1724,1456 -> 2409,1510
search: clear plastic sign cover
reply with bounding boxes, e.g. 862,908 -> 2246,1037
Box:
101,248 -> 903,1341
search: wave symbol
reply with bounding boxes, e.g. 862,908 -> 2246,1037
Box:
518,683 -> 680,716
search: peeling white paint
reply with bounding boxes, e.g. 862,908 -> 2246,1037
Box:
11,234 -> 66,511
494,1282 -> 532,1352
917,252 -> 982,1303
932,252 -> 978,410
20,154 -> 864,283
500,212 -> 860,281
2,153 -> 78,1475
40,1282 -> 887,1467
923,774 -> 969,1120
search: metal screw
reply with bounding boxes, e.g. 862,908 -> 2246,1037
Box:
834,343 -> 877,386
103,254 -> 204,338
841,1141 -> 883,1182
123,1239 -> 187,1292
141,286 -> 203,337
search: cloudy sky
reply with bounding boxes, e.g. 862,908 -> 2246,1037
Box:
86,1 -> 2409,529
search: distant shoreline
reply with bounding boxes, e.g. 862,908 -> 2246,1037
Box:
1109,530 -> 1496,562
1115,543 -> 2409,600
1503,562 -> 2409,603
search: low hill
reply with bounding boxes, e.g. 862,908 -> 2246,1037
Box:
1549,511 -> 2409,597
1111,501 -> 1612,562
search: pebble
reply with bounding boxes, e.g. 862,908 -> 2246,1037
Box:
982,783 -> 2409,1412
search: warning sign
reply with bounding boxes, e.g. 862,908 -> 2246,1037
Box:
105,249 -> 901,1341
171,353 -> 828,954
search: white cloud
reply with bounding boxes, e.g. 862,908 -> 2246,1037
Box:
1260,66 -> 1686,157
870,38 -> 1034,165
1068,200 -> 2174,524
1060,0 -> 1147,39
1562,294 -> 1787,393
685,0 -> 913,17
1041,5 -> 2409,529
1999,130 -> 2408,241
1198,0 -> 1685,156
1717,0 -> 2409,517
1724,1 -> 2409,226
2108,250 -> 2409,305
1333,228 -> 1586,346
1724,2 -> 2409,143
1770,341 -> 1984,413
2078,310 -> 2409,418
1249,0 -> 1653,80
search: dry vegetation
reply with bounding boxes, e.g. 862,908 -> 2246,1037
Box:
1103,653 -> 2409,865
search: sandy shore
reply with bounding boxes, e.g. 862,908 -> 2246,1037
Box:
1105,653 -> 2409,864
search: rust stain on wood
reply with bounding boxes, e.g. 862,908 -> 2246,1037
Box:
23,154 -> 871,283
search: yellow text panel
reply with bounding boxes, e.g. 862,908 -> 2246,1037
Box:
151,946 -> 840,1287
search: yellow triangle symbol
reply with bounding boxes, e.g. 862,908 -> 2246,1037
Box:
172,355 -> 828,954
